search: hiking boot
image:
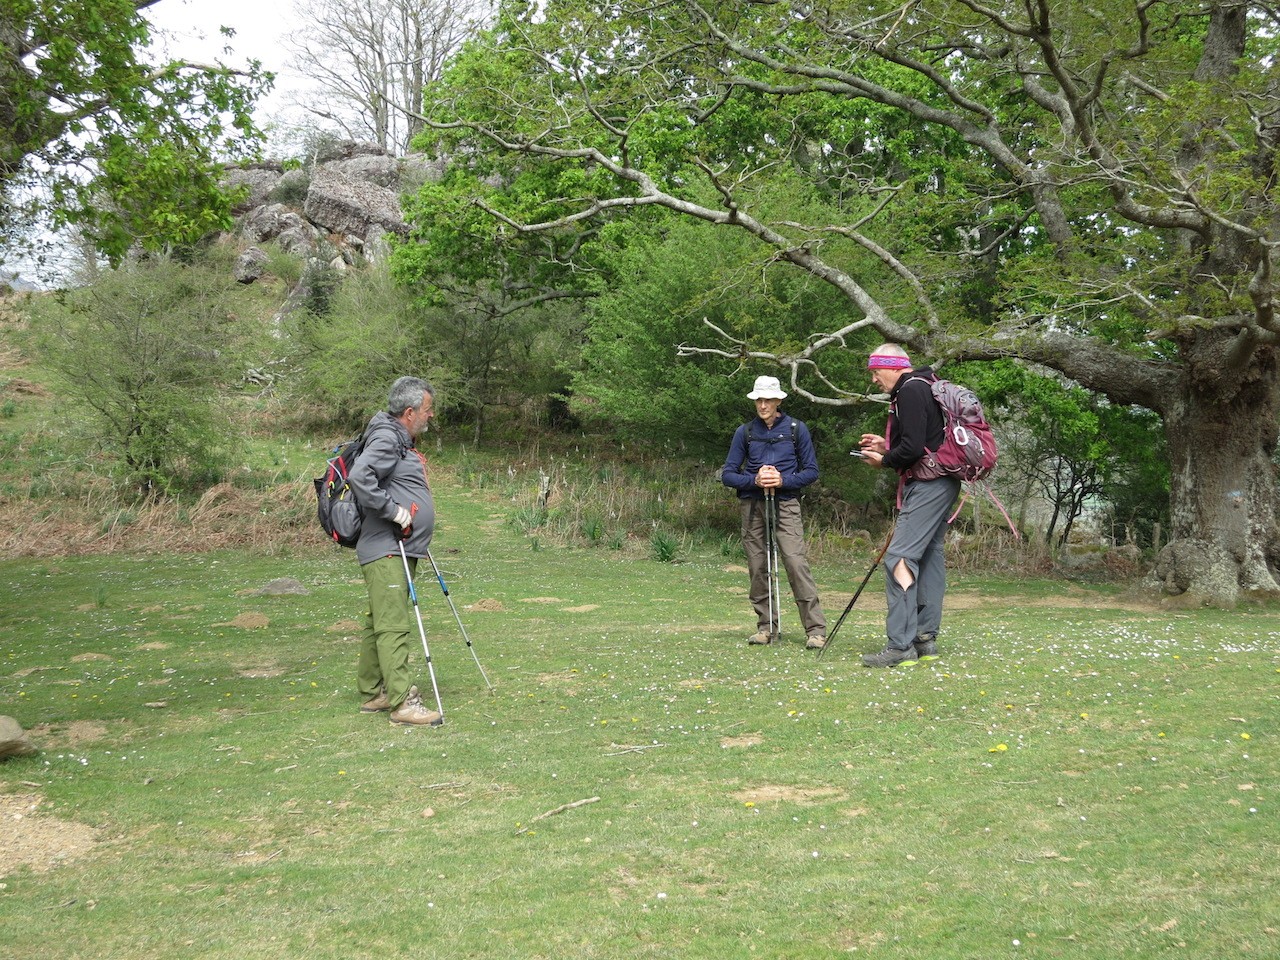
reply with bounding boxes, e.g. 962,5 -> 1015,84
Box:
747,630 -> 772,645
861,645 -> 919,668
389,685 -> 443,726
359,686 -> 390,713
805,634 -> 827,650
914,633 -> 939,660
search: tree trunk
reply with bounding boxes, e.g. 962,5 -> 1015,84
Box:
1154,343 -> 1280,606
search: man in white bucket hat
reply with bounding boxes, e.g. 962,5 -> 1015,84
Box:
721,375 -> 828,648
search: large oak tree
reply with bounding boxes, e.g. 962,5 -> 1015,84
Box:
418,0 -> 1280,605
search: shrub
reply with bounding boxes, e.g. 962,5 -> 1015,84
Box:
31,260 -> 248,495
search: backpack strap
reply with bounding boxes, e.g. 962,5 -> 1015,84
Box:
744,417 -> 801,457
737,417 -> 803,476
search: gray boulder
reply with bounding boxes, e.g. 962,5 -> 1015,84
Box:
241,203 -> 314,245
276,225 -> 320,258
327,154 -> 402,189
234,247 -> 270,284
304,168 -> 408,240
223,167 -> 283,214
0,715 -> 37,760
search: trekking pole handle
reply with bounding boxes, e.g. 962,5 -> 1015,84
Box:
397,501 -> 420,541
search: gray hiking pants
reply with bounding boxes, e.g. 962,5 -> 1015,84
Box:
741,497 -> 827,637
884,477 -> 961,651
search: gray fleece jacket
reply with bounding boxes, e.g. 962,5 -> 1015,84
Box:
348,411 -> 435,565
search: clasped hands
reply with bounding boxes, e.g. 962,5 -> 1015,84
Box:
754,464 -> 782,489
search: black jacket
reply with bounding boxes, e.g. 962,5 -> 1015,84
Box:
883,368 -> 945,474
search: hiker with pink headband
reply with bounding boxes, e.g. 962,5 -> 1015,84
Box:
855,344 -> 961,667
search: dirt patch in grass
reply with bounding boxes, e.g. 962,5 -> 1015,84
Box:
467,599 -> 505,612
734,784 -> 846,805
70,652 -> 114,663
521,597 -> 564,604
2,378 -> 49,398
721,733 -> 763,748
946,586 -> 1161,612
327,619 -> 362,632
235,664 -> 286,678
28,720 -> 112,748
136,641 -> 170,650
537,671 -> 582,693
0,794 -> 100,877
12,666 -> 57,678
219,612 -> 270,629
562,604 -> 600,613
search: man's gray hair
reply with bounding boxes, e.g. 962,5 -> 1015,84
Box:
387,376 -> 434,416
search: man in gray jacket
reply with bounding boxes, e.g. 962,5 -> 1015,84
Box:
348,376 -> 442,725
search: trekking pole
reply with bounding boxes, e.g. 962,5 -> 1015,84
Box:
770,490 -> 784,640
817,522 -> 896,660
765,489 -> 780,642
424,547 -> 494,693
398,514 -> 445,720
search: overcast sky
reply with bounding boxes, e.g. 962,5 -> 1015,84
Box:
143,0 -> 312,128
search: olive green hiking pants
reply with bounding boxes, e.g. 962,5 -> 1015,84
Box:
357,554 -> 419,710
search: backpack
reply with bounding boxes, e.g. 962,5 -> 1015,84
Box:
901,374 -> 998,483
891,373 -> 1018,538
313,434 -> 366,548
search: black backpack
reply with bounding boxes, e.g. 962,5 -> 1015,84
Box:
314,434 -> 366,548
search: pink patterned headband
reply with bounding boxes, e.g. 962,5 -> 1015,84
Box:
868,353 -> 912,369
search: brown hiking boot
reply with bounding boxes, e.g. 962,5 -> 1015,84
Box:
805,634 -> 827,650
747,630 -> 772,645
360,686 -> 390,713
389,685 -> 443,726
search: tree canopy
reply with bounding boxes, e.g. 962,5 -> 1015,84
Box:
1,0 -> 270,263
409,0 -> 1280,605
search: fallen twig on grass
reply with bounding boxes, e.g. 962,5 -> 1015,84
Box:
516,796 -> 600,834
604,743 -> 665,756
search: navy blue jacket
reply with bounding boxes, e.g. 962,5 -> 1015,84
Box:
721,412 -> 819,501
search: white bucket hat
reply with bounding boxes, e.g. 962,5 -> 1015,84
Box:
746,375 -> 787,400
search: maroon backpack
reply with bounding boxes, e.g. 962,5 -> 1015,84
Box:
901,374 -> 998,483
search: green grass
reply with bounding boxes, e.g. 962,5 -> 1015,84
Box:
1,471 -> 1277,959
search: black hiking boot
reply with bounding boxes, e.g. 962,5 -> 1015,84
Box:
861,645 -> 919,668
914,634 -> 939,661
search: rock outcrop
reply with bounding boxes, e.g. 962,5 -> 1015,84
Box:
220,140 -> 438,274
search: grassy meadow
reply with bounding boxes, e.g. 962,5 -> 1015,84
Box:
1,460 -> 1277,959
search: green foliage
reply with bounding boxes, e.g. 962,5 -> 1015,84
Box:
957,361 -> 1170,547
267,171 -> 310,206
29,259 -> 251,494
649,526 -> 681,562
2,0 -> 271,263
284,265 -> 454,434
573,208 -> 860,440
